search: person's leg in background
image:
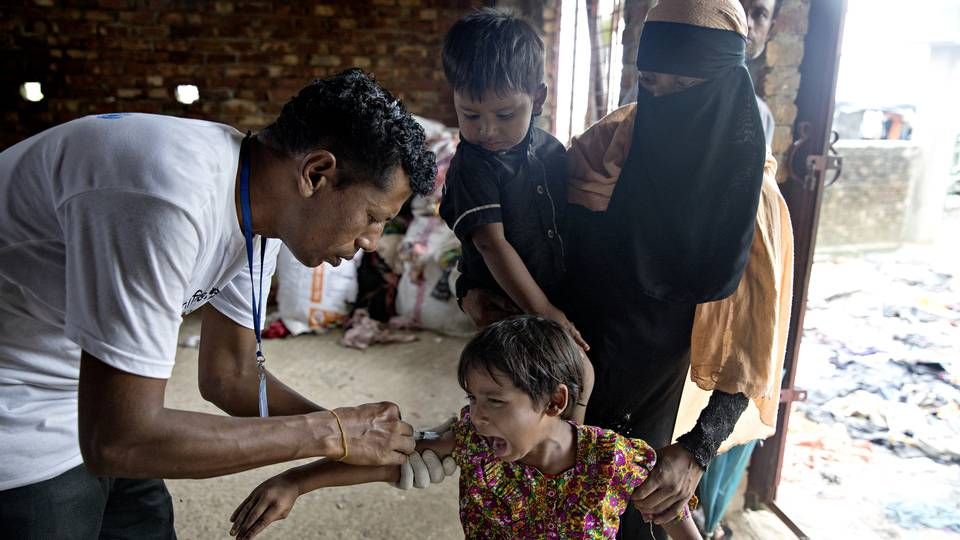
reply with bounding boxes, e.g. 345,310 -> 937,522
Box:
697,440 -> 760,538
0,464 -> 109,540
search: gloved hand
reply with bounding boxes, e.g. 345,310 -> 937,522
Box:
393,417 -> 458,490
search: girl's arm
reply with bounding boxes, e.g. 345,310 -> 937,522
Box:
630,487 -> 703,540
661,516 -> 703,540
472,223 -> 589,351
229,434 -> 455,539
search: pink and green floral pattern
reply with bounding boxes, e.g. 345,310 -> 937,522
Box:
452,409 -> 658,539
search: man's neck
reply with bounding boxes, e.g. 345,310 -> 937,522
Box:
234,135 -> 275,238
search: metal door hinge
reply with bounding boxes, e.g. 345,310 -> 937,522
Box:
780,388 -> 808,403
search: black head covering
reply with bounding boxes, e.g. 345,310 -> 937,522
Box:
606,20 -> 767,303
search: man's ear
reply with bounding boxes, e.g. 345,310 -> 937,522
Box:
544,384 -> 569,418
298,150 -> 336,198
533,83 -> 548,117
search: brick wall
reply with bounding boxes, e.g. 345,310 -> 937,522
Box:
815,141 -> 923,249
752,0 -> 810,178
0,0 -> 481,150
539,0 -> 560,134
490,0 -> 561,134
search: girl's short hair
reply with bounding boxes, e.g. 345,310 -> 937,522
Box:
457,316 -> 584,420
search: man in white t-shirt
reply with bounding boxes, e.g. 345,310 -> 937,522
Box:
0,69 -> 436,538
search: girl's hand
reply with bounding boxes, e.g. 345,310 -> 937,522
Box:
230,475 -> 300,539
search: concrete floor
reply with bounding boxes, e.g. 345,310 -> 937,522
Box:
165,316 -> 797,539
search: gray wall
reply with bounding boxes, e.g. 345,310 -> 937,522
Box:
816,140 -> 924,249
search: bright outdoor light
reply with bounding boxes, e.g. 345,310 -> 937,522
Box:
20,82 -> 44,102
175,85 -> 199,105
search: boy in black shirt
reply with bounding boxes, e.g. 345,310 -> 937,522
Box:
439,9 -> 592,420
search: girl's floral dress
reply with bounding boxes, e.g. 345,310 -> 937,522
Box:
452,408 -> 659,539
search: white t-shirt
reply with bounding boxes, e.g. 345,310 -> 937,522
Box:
0,113 -> 280,490
757,96 -> 776,147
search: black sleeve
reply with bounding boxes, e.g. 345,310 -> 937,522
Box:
454,272 -> 483,305
676,391 -> 750,469
439,150 -> 502,242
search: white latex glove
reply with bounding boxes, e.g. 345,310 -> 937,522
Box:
393,417 -> 459,490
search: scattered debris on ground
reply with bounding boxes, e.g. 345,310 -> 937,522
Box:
780,223 -> 960,539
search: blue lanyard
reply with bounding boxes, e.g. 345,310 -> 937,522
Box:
239,135 -> 269,417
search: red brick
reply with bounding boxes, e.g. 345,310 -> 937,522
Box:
98,0 -> 130,9
84,11 -> 114,22
224,65 -> 263,78
222,98 -> 259,114
117,88 -> 142,98
309,54 -> 341,67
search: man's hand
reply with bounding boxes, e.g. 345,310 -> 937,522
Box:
324,402 -> 415,466
631,444 -> 704,525
394,417 -> 459,490
461,288 -> 521,327
230,475 -> 299,539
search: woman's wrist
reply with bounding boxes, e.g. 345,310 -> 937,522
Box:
676,391 -> 750,468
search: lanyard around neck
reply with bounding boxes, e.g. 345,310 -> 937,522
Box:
239,134 -> 269,417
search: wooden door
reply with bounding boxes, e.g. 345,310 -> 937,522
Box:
746,0 -> 848,531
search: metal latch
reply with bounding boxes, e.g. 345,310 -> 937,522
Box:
803,130 -> 843,190
779,388 -> 808,403
805,154 -> 843,190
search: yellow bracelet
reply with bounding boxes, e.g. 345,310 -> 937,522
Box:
330,409 -> 348,462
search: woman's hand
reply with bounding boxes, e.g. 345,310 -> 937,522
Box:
230,475 -> 300,539
631,444 -> 703,525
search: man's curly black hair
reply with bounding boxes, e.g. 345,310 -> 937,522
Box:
259,68 -> 436,196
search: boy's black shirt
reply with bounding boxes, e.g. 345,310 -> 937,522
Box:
439,126 -> 567,304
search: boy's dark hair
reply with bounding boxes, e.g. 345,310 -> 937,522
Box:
259,68 -> 436,196
457,316 -> 584,420
442,8 -> 545,101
